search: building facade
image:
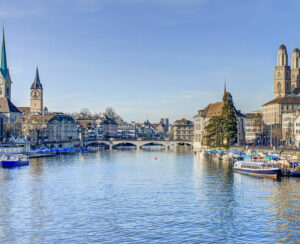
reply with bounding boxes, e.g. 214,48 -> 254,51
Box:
244,111 -> 263,145
172,118 -> 193,141
117,122 -> 136,139
23,113 -> 78,142
99,114 -> 118,139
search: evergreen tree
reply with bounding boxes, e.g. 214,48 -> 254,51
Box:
221,92 -> 237,145
205,116 -> 225,147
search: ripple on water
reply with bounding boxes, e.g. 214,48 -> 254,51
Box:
0,151 -> 299,243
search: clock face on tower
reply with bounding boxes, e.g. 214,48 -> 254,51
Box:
31,90 -> 40,99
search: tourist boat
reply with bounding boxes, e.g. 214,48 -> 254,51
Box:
0,154 -> 30,168
233,161 -> 280,179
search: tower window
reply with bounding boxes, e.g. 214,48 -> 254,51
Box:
0,88 -> 2,95
6,87 -> 9,96
277,71 -> 281,79
277,82 -> 282,93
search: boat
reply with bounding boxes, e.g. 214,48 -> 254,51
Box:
288,162 -> 300,177
233,161 -> 280,179
1,154 -> 30,168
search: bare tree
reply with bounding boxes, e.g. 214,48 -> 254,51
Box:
2,120 -> 22,140
104,107 -> 123,123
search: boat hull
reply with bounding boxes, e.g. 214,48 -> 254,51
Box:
1,160 -> 29,168
288,170 -> 300,177
234,168 -> 279,179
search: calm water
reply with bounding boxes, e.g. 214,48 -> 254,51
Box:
0,149 -> 300,243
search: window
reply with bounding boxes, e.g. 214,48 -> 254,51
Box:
277,71 -> 282,79
277,82 -> 282,93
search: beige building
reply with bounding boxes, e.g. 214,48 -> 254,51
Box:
23,113 -> 78,142
244,111 -> 263,145
171,118 -> 193,141
294,115 -> 300,147
262,95 -> 300,146
281,111 -> 299,147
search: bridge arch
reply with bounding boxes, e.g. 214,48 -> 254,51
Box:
168,141 -> 193,148
86,141 -> 110,148
112,141 -> 138,149
140,142 -> 166,148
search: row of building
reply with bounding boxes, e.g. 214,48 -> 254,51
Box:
192,43 -> 300,149
1,25 -> 300,148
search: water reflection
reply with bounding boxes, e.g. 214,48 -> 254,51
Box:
0,151 -> 299,243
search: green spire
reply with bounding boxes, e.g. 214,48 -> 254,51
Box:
0,27 -> 8,79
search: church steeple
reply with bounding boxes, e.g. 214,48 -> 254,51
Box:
31,67 -> 43,89
0,27 -> 8,79
30,67 -> 44,114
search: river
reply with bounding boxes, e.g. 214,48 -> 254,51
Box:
0,149 -> 299,243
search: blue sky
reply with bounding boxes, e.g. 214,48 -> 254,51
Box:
1,0 -> 299,122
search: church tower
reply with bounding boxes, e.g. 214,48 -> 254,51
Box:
291,47 -> 300,93
30,67 -> 43,114
0,27 -> 12,100
274,43 -> 291,98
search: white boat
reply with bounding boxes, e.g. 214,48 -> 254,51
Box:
233,161 -> 280,179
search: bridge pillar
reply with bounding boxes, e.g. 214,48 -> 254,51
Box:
165,145 -> 170,151
109,145 -> 113,150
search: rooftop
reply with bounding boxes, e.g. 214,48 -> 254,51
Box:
263,96 -> 300,106
0,98 -> 21,113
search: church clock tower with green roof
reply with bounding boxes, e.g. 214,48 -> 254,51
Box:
0,27 -> 12,100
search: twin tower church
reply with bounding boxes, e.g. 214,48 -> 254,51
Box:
274,43 -> 300,98
0,27 -> 44,122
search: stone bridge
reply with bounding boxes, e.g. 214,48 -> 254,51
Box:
38,139 -> 193,150
85,139 -> 193,150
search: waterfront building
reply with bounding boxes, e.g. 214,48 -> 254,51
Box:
171,118 -> 193,141
262,96 -> 300,146
281,111 -> 298,147
99,114 -> 118,139
23,113 -> 78,142
136,120 -> 156,139
193,88 -> 245,149
294,114 -> 300,147
244,111 -> 263,145
117,122 -> 137,139
77,119 -> 97,140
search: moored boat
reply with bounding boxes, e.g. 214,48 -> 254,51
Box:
233,161 -> 280,179
1,154 -> 30,168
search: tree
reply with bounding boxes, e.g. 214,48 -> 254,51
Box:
104,107 -> 123,123
79,108 -> 92,119
205,116 -> 225,147
221,92 -> 238,146
2,119 -> 22,141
